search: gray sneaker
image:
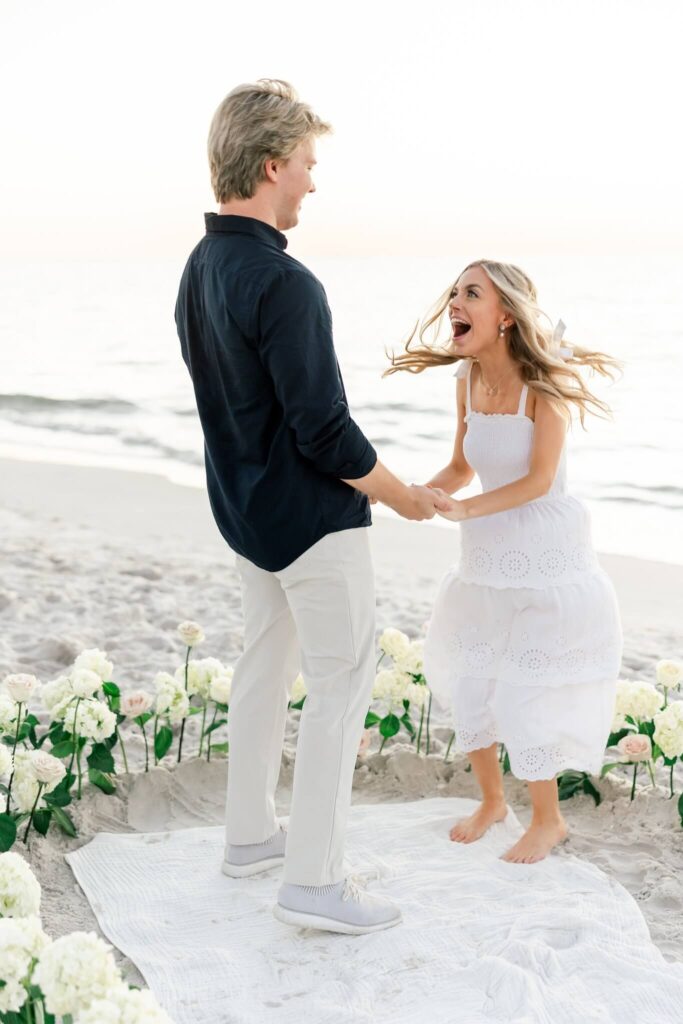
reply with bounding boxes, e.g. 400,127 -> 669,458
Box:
273,875 -> 402,935
222,825 -> 287,878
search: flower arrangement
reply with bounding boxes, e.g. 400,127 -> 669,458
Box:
0,850 -> 174,1023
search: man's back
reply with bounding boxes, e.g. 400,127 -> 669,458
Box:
175,213 -> 376,571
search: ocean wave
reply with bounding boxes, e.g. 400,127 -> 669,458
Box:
0,394 -> 137,413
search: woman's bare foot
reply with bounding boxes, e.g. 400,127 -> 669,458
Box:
449,799 -> 508,844
500,817 -> 568,864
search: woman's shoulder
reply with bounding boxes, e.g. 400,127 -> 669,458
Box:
453,359 -> 472,379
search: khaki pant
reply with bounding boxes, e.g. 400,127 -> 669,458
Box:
225,527 -> 375,886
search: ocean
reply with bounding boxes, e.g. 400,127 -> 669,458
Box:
1,251 -> 681,565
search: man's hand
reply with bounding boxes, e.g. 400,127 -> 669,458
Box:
427,485 -> 466,521
394,484 -> 453,521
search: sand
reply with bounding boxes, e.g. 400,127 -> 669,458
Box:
1,456 -> 682,987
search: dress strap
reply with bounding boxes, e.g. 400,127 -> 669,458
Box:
453,359 -> 472,416
517,381 -> 529,417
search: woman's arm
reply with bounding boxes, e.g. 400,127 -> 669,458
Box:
435,395 -> 568,521
426,378 -> 476,494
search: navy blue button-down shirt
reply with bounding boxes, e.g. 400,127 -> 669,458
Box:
175,214 -> 377,571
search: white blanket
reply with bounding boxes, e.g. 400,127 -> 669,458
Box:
66,798 -> 683,1024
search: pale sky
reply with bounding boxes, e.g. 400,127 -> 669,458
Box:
1,0 -> 681,258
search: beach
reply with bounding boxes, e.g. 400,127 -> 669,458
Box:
1,455 -> 682,980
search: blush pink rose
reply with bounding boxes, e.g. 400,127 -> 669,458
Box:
617,733 -> 652,762
357,729 -> 372,757
120,690 -> 154,718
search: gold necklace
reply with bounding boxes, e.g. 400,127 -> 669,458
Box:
477,363 -> 517,397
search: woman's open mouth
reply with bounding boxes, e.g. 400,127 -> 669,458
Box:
451,318 -> 472,339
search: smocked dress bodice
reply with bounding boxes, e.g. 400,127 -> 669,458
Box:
455,359 -> 598,590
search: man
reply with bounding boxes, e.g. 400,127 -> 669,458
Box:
175,79 -> 448,935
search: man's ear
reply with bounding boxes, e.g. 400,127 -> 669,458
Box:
263,158 -> 279,184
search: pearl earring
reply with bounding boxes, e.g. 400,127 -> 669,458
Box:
498,324 -> 506,336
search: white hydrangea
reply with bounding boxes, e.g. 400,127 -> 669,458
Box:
154,674 -> 189,724
395,640 -> 425,677
614,679 -> 664,725
34,931 -> 122,1018
0,693 -> 19,733
70,668 -> 103,700
0,915 -> 50,1013
0,744 -> 12,778
63,699 -> 116,742
653,701 -> 683,760
406,681 -> 430,709
290,674 -> 307,704
0,851 -> 41,918
209,668 -> 233,705
77,983 -> 175,1024
378,628 -> 411,662
175,657 -> 224,700
372,668 -> 411,714
656,660 -> 683,690
74,648 -> 114,682
41,675 -> 76,722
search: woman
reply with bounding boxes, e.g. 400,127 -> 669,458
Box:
385,260 -> 623,863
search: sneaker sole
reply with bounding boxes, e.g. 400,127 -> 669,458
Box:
272,902 -> 402,935
221,854 -> 285,878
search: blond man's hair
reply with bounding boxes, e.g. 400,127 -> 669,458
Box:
384,260 -> 622,427
207,79 -> 332,203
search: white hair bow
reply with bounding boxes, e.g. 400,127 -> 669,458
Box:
551,319 -> 573,360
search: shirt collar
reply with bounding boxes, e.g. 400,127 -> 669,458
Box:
204,213 -> 288,250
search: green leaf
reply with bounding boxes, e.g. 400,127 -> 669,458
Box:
32,809 -> 52,836
52,806 -> 77,837
607,728 -> 630,747
88,768 -> 116,795
582,777 -> 602,806
400,714 -> 416,738
188,705 -> 204,716
154,726 -> 174,761
600,762 -> 622,777
24,713 -> 39,727
678,792 -> 683,829
0,812 -> 17,851
134,712 -> 154,727
0,783 -> 8,796
213,701 -> 229,713
43,787 -> 72,809
379,714 -> 400,739
502,750 -> 511,775
364,711 -> 381,728
288,698 -> 305,711
203,719 -> 227,736
103,682 -> 120,698
50,740 -> 76,759
87,743 -> 116,774
209,742 -> 229,755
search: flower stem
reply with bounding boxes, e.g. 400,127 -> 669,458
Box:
177,645 -> 191,763
630,762 -> 638,801
198,702 -> 207,757
207,704 -> 218,762
4,701 -> 24,812
379,736 -> 387,753
141,722 -> 149,772
416,704 -> 425,755
23,782 -> 44,844
376,653 -> 385,671
646,759 -> 656,788
116,726 -> 129,774
670,762 -> 675,799
67,698 -> 82,777
76,738 -> 83,799
425,691 -> 433,756
153,715 -> 159,765
444,730 -> 455,763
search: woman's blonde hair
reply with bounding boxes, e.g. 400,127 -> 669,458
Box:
384,259 -> 621,426
207,79 -> 332,203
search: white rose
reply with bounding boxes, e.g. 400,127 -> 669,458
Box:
290,674 -> 307,704
41,675 -> 75,721
0,693 -> 19,733
120,690 -> 154,718
656,660 -> 683,690
3,674 -> 40,704
78,984 -> 175,1024
177,621 -> 205,647
10,750 -> 66,813
617,733 -> 652,762
653,702 -> 683,759
29,750 -> 67,788
0,744 -> 13,778
209,669 -> 233,705
0,851 -> 41,918
64,700 -> 117,742
33,931 -> 121,1018
0,916 -> 50,1013
378,628 -> 411,662
70,668 -> 103,699
74,648 -> 114,682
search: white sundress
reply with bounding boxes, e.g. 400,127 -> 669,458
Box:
423,359 -> 623,782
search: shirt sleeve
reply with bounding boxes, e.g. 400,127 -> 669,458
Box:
257,268 -> 377,480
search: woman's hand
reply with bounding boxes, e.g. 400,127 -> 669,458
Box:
425,485 -> 466,522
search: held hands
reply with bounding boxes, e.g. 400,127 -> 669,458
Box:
425,484 -> 467,522
397,483 -> 454,521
